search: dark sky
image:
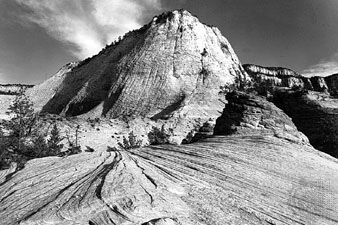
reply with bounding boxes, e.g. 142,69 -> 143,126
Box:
1,0 -> 338,84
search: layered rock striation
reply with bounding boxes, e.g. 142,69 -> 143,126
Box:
0,135 -> 337,225
243,64 -> 338,157
36,10 -> 246,119
214,91 -> 309,144
243,64 -> 338,95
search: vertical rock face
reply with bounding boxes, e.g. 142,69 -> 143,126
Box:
273,90 -> 338,157
243,64 -> 310,89
310,76 -> 329,92
325,74 -> 338,96
37,10 -> 245,119
243,64 -> 338,157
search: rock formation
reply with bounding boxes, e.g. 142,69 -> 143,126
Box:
273,90 -> 338,157
0,84 -> 33,95
1,9 -> 338,225
243,64 -> 311,89
243,64 -> 338,95
242,64 -> 338,157
34,10 -> 246,119
0,134 -> 337,225
26,62 -> 78,111
214,91 -> 309,144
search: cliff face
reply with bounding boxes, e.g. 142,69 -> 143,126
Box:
243,64 -> 338,95
243,64 -> 338,157
243,64 -> 310,89
36,10 -> 246,119
273,90 -> 338,157
0,84 -> 33,95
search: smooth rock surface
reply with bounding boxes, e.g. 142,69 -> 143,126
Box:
0,135 -> 337,225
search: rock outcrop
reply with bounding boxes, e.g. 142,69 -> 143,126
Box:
243,64 -> 338,95
243,64 -> 311,89
214,91 -> 309,144
0,135 -> 337,225
35,10 -> 246,119
243,64 -> 338,157
273,90 -> 338,158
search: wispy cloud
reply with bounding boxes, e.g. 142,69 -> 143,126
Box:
302,53 -> 338,77
15,0 -> 162,59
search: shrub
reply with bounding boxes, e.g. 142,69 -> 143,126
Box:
148,126 -> 171,145
118,131 -> 142,150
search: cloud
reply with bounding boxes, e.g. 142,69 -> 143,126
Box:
302,53 -> 338,77
15,0 -> 162,59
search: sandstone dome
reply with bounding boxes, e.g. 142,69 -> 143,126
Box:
29,10 -> 247,119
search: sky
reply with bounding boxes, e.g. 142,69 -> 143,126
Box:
0,0 -> 338,84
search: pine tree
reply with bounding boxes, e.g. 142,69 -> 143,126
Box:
0,128 -> 11,169
3,88 -> 36,155
30,135 -> 48,158
47,124 -> 63,156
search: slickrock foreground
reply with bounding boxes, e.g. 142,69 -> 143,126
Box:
0,135 -> 337,225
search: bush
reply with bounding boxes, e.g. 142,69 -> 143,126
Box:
118,131 -> 142,150
148,126 -> 171,145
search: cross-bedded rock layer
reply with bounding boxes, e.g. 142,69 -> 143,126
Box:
0,135 -> 337,225
32,10 -> 245,120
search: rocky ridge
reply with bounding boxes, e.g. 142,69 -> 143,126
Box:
243,64 -> 338,94
0,84 -> 34,95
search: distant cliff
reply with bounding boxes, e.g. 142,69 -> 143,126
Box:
0,84 -> 34,95
243,64 -> 338,95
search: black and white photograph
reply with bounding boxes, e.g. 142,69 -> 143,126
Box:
0,0 -> 337,224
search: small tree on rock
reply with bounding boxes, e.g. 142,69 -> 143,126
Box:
47,124 -> 64,156
118,131 -> 142,150
2,89 -> 36,155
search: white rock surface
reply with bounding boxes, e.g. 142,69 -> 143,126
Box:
35,10 -> 246,120
0,135 -> 337,225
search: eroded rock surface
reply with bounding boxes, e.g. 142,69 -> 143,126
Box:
214,91 -> 309,144
273,90 -> 338,157
36,10 -> 245,120
0,135 -> 337,225
243,64 -> 310,89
